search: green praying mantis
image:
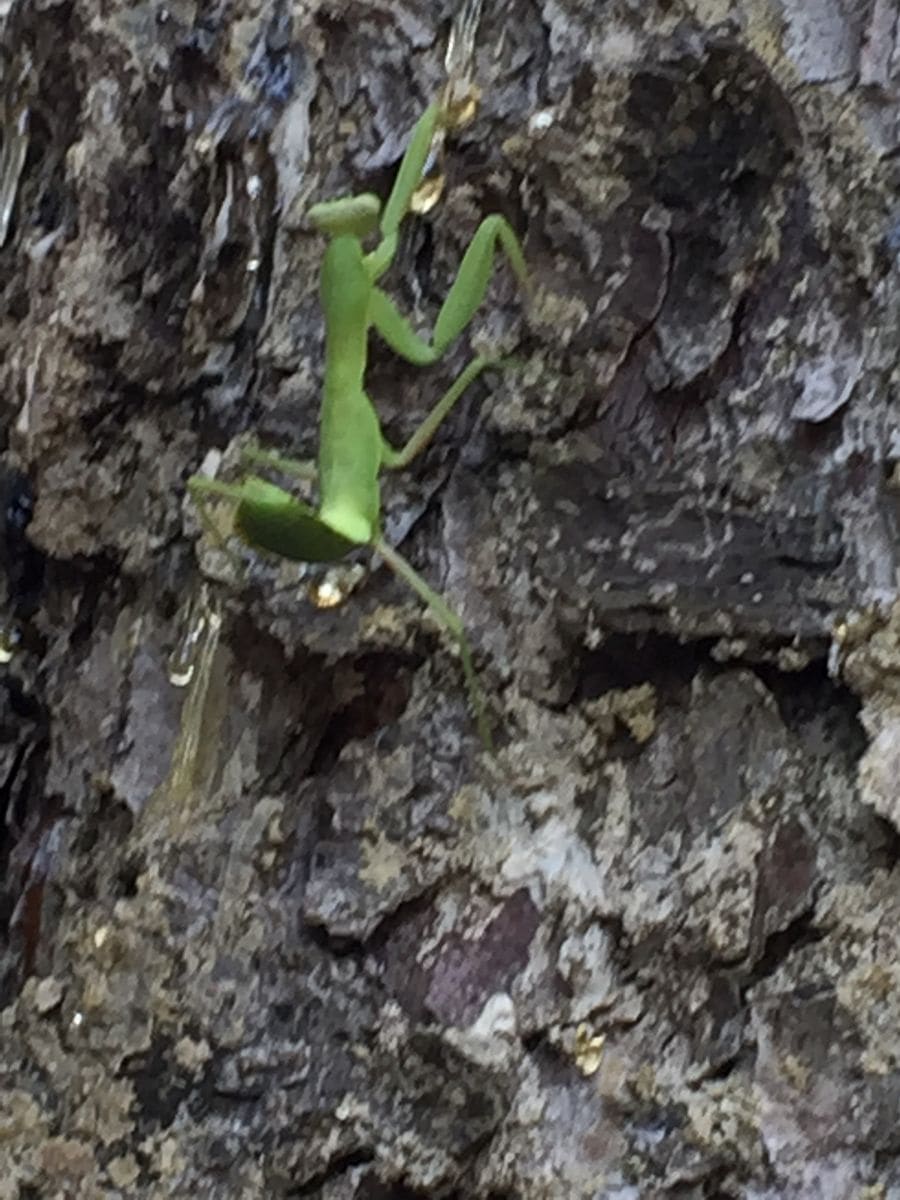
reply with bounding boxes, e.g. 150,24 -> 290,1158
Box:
189,99 -> 528,748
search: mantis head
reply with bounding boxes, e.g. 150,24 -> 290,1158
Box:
307,194 -> 381,240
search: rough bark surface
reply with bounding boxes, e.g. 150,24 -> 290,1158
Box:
1,0 -> 900,1196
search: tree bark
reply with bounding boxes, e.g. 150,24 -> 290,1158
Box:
2,0 -> 900,1196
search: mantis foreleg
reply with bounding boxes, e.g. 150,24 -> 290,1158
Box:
379,104 -> 442,243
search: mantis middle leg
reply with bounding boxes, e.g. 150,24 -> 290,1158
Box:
379,354 -> 494,470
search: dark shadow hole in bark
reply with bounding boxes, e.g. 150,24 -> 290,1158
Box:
114,857 -> 141,900
8,0 -> 79,242
58,554 -> 124,651
122,1038 -> 195,1129
303,919 -> 367,959
743,906 -> 822,993
520,1028 -> 547,1055
790,405 -> 847,456
699,1050 -> 744,1084
867,815 -> 900,873
0,680 -> 51,977
575,631 -> 713,702
29,96 -> 76,234
747,656 -> 863,738
173,35 -> 221,91
699,1180 -> 736,1200
0,467 -> 45,622
282,1148 -> 376,1197
308,651 -> 417,775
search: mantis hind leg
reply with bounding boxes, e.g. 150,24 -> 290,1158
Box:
374,536 -> 493,750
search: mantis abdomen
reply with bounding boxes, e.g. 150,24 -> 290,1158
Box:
318,236 -> 381,544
